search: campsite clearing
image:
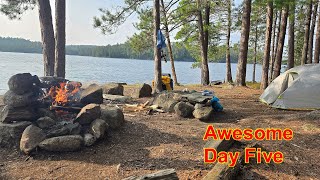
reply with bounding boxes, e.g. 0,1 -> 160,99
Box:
0,84 -> 319,180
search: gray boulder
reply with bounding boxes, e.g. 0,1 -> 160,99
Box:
45,124 -> 69,138
8,73 -> 40,95
74,104 -> 101,125
100,106 -> 124,129
66,123 -> 82,135
133,83 -> 152,98
174,102 -> 194,118
194,103 -> 204,109
193,106 -> 214,121
20,125 -> 46,154
39,135 -> 83,152
83,133 -> 96,147
153,92 -> 180,113
0,105 -> 36,123
102,83 -> 124,95
3,90 -> 38,108
0,121 -> 32,148
80,84 -> 103,105
37,108 -> 56,120
103,94 -> 131,103
90,119 -> 108,139
36,116 -> 56,129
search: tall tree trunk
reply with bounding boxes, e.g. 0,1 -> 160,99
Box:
271,10 -> 282,79
308,1 -> 318,64
287,3 -> 295,70
314,0 -> 320,63
197,0 -> 210,85
160,0 -> 179,86
37,0 -> 55,76
253,19 -> 258,83
153,0 -> 162,93
54,0 -> 66,78
235,0 -> 251,86
261,1 -> 273,89
225,0 -> 233,83
269,10 -> 278,83
203,0 -> 210,85
273,6 -> 288,79
301,1 -> 313,65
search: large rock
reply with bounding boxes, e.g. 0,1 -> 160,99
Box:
90,119 -> 108,139
45,122 -> 81,137
74,104 -> 101,125
103,94 -> 131,103
8,73 -> 41,95
153,92 -> 181,113
174,102 -> 194,118
83,133 -> 96,147
45,124 -> 70,138
181,92 -> 212,104
20,125 -> 46,154
102,83 -> 124,95
80,84 -> 103,105
65,122 -> 82,135
132,83 -> 152,98
36,108 -> 56,120
36,116 -> 56,129
3,90 -> 38,108
193,106 -> 214,121
194,103 -> 204,109
100,106 -> 124,129
39,135 -> 83,152
0,121 -> 32,147
0,105 -> 36,123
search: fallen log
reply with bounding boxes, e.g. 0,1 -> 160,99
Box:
203,139 -> 235,159
123,169 -> 178,180
202,149 -> 245,180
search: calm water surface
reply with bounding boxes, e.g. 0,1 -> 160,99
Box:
0,51 -> 262,95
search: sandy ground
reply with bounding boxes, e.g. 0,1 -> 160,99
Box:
0,85 -> 319,180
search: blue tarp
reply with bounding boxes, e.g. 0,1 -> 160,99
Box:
157,30 -> 166,49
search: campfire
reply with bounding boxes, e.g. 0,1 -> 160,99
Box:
47,81 -> 83,113
0,73 -> 124,154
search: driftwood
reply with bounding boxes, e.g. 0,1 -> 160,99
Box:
123,101 -> 165,113
123,169 -> 178,180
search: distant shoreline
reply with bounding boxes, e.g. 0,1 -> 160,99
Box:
0,51 -> 265,65
0,50 -> 198,62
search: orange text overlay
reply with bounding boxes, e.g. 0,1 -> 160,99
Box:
203,125 -> 293,167
203,125 -> 293,141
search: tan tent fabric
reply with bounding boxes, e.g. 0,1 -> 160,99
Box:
260,64 -> 320,110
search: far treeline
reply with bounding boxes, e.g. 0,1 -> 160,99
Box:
0,37 -> 241,63
1,0 -> 319,92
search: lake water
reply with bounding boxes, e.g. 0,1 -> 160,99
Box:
0,51 -> 262,95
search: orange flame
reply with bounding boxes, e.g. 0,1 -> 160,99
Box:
55,82 -> 68,106
49,82 -> 82,106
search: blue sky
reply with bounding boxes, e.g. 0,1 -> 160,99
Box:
0,0 -> 241,45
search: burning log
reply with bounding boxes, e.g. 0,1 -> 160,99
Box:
49,105 -> 82,113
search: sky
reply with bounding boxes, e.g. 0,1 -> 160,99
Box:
0,0 -> 241,46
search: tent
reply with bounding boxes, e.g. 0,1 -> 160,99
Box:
260,63 -> 320,110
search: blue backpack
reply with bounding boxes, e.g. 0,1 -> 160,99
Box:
210,97 -> 223,112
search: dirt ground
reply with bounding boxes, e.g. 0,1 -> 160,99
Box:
0,84 -> 319,180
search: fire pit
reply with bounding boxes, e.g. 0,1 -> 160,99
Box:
0,73 -> 125,154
